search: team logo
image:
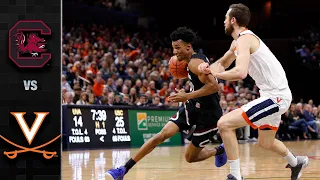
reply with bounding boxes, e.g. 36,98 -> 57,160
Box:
9,20 -> 51,68
137,113 -> 147,130
0,112 -> 61,159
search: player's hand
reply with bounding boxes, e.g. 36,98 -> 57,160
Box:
198,62 -> 211,74
169,56 -> 177,64
168,88 -> 188,103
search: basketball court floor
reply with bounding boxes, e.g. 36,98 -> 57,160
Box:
62,140 -> 320,179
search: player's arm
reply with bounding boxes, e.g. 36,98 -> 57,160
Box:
210,40 -> 237,69
214,35 -> 251,81
185,58 -> 220,100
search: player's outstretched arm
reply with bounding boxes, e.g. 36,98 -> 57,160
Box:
214,35 -> 250,81
212,40 -> 237,69
198,41 -> 236,74
186,58 -> 220,100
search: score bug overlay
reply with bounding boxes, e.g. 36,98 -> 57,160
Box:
63,106 -> 131,149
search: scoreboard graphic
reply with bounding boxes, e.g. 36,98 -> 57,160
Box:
63,105 -> 131,149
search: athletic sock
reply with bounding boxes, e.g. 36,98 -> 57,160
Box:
229,159 -> 241,180
284,150 -> 298,167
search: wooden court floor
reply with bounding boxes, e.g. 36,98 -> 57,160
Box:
62,140 -> 320,180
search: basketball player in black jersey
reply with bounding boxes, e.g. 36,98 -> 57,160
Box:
106,27 -> 226,180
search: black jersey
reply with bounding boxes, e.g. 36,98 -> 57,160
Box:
168,52 -> 222,147
187,52 -> 221,107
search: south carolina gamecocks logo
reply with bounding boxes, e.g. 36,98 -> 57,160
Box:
9,20 -> 51,68
13,32 -> 46,57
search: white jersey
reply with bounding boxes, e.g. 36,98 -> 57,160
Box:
234,30 -> 292,100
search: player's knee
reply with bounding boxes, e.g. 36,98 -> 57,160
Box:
185,153 -> 196,163
152,130 -> 170,145
217,118 -> 230,132
152,133 -> 166,145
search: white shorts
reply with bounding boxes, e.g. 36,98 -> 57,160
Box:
241,96 -> 291,130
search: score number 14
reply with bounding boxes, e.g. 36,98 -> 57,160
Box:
73,116 -> 88,134
73,116 -> 83,127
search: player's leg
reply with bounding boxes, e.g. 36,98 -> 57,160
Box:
218,96 -> 288,180
184,142 -> 215,163
243,96 -> 308,180
217,108 -> 248,180
106,108 -> 189,180
258,127 -> 309,180
184,129 -> 227,167
132,121 -> 179,162
106,121 -> 179,179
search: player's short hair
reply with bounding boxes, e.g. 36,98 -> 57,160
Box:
170,27 -> 197,44
229,3 -> 251,27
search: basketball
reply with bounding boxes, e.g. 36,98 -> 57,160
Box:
169,56 -> 188,79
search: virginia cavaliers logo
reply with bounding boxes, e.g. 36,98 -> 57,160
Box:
276,97 -> 282,103
9,20 -> 51,68
0,112 -> 61,159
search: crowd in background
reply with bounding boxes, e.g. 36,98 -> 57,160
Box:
294,22 -> 320,70
62,22 -> 320,141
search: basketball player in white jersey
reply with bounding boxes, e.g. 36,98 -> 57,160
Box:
198,3 -> 308,180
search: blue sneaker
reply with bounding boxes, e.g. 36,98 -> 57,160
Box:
215,143 -> 227,167
106,166 -> 126,180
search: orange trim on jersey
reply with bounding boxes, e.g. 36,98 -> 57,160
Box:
239,28 -> 249,35
259,125 -> 278,131
241,111 -> 258,129
241,110 -> 278,131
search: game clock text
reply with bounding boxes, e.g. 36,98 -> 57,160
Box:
63,105 -> 131,150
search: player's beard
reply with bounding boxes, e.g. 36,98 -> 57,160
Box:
225,24 -> 234,36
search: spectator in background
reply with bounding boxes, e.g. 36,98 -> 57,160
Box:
158,82 -> 169,98
76,92 -> 88,105
281,104 -> 308,139
92,71 -> 106,99
62,74 -> 73,92
99,59 -> 111,78
220,100 -> 230,114
308,99 -> 314,107
296,45 -> 311,60
88,94 -> 96,104
129,87 -> 137,104
303,104 -> 318,135
223,81 -> 235,95
149,96 -> 163,107
315,112 -> 320,134
73,86 -> 82,103
106,93 -> 115,106
113,95 -> 124,105
64,92 -> 74,105
136,94 -> 148,107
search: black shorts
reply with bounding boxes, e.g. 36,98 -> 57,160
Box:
169,99 -> 222,148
